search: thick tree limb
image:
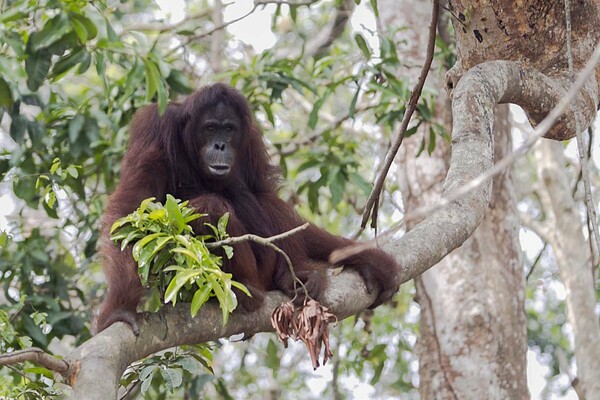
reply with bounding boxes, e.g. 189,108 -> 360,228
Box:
381,54 -> 600,284
65,271 -> 374,399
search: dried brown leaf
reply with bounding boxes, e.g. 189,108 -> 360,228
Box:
271,300 -> 337,369
271,301 -> 296,347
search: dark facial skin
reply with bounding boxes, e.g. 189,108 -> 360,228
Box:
199,102 -> 242,180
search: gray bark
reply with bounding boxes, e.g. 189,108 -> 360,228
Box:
415,106 -> 527,399
534,140 -> 600,400
65,271 -> 374,398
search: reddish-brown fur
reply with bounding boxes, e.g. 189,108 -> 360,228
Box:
94,84 -> 400,334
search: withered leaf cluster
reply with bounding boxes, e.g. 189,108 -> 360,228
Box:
271,300 -> 338,369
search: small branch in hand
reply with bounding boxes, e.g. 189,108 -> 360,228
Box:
0,347 -> 70,376
206,222 -> 311,301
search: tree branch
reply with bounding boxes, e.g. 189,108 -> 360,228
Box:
0,347 -> 69,376
207,223 -> 311,299
169,0 -> 319,56
65,271 -> 375,399
304,0 -> 356,59
334,47 -> 600,279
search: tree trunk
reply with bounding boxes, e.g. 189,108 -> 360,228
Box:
378,1 -> 527,397
415,106 -> 527,399
534,140 -> 600,400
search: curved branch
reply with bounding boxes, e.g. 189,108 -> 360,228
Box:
382,55 -> 599,284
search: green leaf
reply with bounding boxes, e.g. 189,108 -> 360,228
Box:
0,231 -> 8,248
140,366 -> 158,395
17,334 -> 32,349
13,175 -> 37,205
68,114 -> 85,144
157,78 -> 168,115
25,50 -> 52,91
66,165 -> 79,179
105,18 -> 118,42
0,7 -> 28,23
164,270 -> 202,304
165,195 -> 185,234
118,60 -> 145,107
222,245 -> 234,260
51,47 -> 87,77
206,273 -> 231,325
144,59 -> 160,102
297,158 -> 321,173
29,14 -> 72,52
328,166 -> 344,207
404,125 -> 419,138
71,13 -> 98,40
349,172 -> 372,196
184,213 -> 202,224
24,366 -> 53,379
174,356 -> 204,375
190,285 -> 212,317
27,119 -> 44,149
95,52 -> 106,84
71,17 -> 88,42
160,368 -> 183,392
230,280 -> 250,296
171,248 -> 201,264
217,212 -> 229,238
131,232 -> 162,260
307,183 -> 320,213
148,209 -> 166,220
370,0 -> 379,17
76,52 -> 92,74
137,197 -> 155,213
166,70 -> 192,94
354,33 -> 371,60
427,126 -> 436,155
308,95 -> 327,130
0,78 -> 13,109
110,217 -> 130,234
416,136 -> 426,157
120,229 -> 144,251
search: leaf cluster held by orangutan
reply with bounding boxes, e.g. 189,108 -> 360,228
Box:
271,299 -> 338,369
